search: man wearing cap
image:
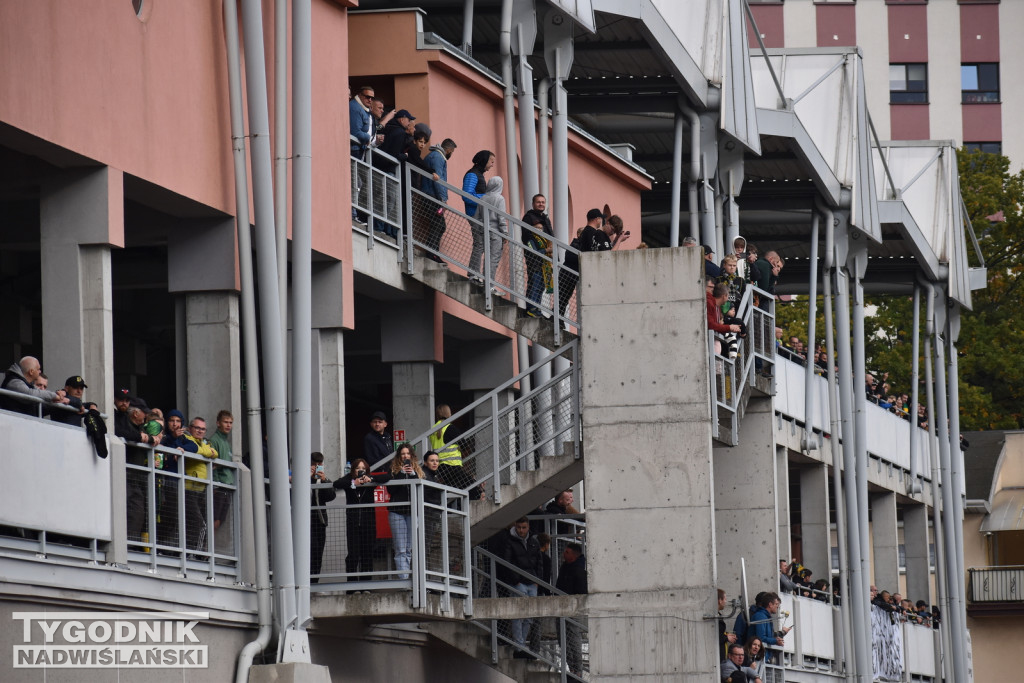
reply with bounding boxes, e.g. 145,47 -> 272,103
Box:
372,108 -> 416,237
0,356 -> 69,416
703,244 -> 721,279
364,411 -> 394,466
50,375 -> 88,426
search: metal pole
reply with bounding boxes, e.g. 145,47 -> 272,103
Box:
946,304 -> 967,632
499,0 -> 521,219
274,0 -> 288,343
224,1 -> 273,677
538,79 -> 550,201
290,0 -> 313,632
833,267 -> 870,681
679,104 -> 700,241
669,110 -> 683,247
802,211 -> 819,451
551,73 -> 569,244
909,285 -> 922,493
461,0 -> 474,55
240,0 -> 297,639
819,206 -> 853,681
931,289 -> 967,683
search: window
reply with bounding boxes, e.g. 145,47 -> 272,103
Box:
890,64 -> 928,104
964,142 -> 1002,154
961,63 -> 999,103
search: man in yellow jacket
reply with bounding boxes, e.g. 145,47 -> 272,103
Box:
183,417 -> 219,553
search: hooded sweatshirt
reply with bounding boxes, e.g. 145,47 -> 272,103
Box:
479,176 -> 508,234
1,362 -> 59,415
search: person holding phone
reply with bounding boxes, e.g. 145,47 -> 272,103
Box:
333,457 -> 387,589
385,443 -> 423,580
310,452 -> 337,582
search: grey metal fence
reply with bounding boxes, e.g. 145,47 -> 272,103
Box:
124,442 -> 241,581
350,138 -> 403,250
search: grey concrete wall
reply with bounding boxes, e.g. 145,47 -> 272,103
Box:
871,491 -> 900,591
391,361 -> 435,441
903,504 -> 931,604
40,168 -> 118,419
714,398 -> 780,597
800,463 -> 831,584
185,292 -> 242,440
579,247 -> 719,681
316,329 -> 346,477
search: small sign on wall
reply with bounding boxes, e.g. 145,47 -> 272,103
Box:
393,429 -> 405,442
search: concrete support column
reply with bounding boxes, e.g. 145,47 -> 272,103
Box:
391,362 -> 435,441
714,397 -> 779,594
580,247 -> 718,681
40,167 -> 123,418
903,504 -> 931,604
776,445 -> 792,562
871,491 -> 900,591
316,328 -> 346,477
185,292 -> 242,433
800,463 -> 831,584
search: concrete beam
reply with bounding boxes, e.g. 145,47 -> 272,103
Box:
871,491 -> 900,591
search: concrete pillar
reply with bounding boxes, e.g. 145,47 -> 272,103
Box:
871,491 -> 900,591
714,397 -> 779,595
580,247 -> 718,681
40,167 -> 122,418
903,504 -> 931,604
316,328 -> 346,477
185,292 -> 242,434
391,362 -> 434,442
168,218 -> 242,430
776,445 -> 792,562
800,463 -> 831,585
311,262 -> 347,477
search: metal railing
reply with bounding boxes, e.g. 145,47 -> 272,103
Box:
0,386 -> 105,421
403,162 -> 581,346
371,340 -> 580,505
709,284 -> 776,444
123,442 -> 241,581
350,136 -> 403,250
968,565 -> 1024,603
472,546 -> 588,681
525,513 -> 587,589
310,478 -> 471,612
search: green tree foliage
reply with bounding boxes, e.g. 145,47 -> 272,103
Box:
772,148 -> 1024,430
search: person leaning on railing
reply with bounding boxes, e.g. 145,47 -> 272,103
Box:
0,356 -> 70,416
182,417 -> 218,552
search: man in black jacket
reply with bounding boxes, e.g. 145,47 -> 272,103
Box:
556,542 -> 588,675
363,411 -> 393,466
372,109 -> 416,237
502,518 -> 543,655
310,452 -> 337,582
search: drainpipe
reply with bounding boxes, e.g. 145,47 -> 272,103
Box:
225,1 -> 272,680
801,210 -> 819,451
499,0 -> 520,219
290,0 -> 313,632
817,201 -> 853,681
679,103 -> 700,241
931,288 -> 966,683
669,110 -> 684,247
946,303 -> 967,635
274,0 -> 288,341
833,263 -> 870,681
240,0 -> 298,641
461,0 -> 474,55
538,78 -> 549,200
550,64 -> 568,245
908,285 -> 922,493
920,277 -> 950,678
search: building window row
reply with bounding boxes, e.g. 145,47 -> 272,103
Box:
888,62 -> 1000,104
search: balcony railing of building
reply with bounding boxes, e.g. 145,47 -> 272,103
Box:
123,442 -> 242,581
709,284 -> 777,445
309,478 -> 472,612
472,546 -> 588,682
371,340 -> 580,507
350,141 -> 404,252
967,565 -> 1024,603
525,513 -> 586,589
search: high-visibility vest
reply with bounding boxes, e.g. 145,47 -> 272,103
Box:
429,420 -> 462,466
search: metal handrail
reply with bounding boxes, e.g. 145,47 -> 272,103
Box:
403,161 -> 581,343
369,341 -> 579,505
0,386 -> 108,420
349,135 -> 404,251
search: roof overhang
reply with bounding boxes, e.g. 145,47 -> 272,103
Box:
980,489 -> 1024,532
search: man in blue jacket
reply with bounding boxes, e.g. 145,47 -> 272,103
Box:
349,86 -> 375,223
747,592 -> 789,663
421,138 -> 457,260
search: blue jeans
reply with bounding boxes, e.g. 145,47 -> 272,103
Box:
511,582 -> 538,645
525,265 -> 543,309
389,511 -> 412,580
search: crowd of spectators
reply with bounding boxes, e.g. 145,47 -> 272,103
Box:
870,584 -> 940,629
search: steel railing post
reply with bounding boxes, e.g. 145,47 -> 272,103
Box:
482,207 -> 493,310
177,453 -> 187,572
491,393 -> 502,504
404,164 -> 414,270
146,449 -> 158,568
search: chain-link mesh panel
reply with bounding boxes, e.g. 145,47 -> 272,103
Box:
407,174 -> 581,328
